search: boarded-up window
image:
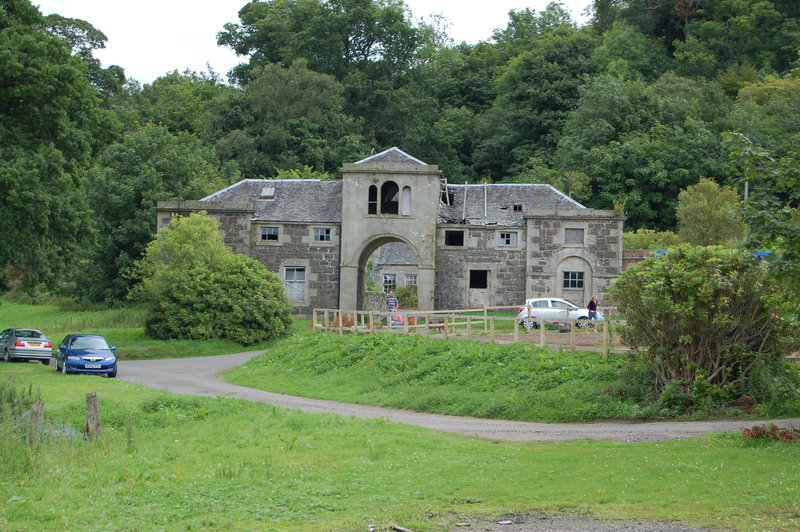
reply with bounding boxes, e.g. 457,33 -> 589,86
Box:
565,228 -> 584,245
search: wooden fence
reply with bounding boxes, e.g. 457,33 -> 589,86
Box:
311,305 -> 623,356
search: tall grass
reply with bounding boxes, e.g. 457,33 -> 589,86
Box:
1,363 -> 799,531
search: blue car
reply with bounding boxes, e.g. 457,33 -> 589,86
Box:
54,334 -> 117,378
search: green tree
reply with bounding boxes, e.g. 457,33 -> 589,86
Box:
131,213 -> 293,344
622,228 -> 681,249
73,124 -> 231,303
676,177 -> 747,246
610,245 -> 798,414
724,132 -> 800,296
0,0 -> 114,289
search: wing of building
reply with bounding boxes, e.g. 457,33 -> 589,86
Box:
156,147 -> 624,314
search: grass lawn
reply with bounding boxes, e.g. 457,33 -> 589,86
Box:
2,362 -> 800,532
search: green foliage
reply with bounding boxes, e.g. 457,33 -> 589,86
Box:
274,165 -> 331,180
131,213 -> 293,345
610,245 -> 800,414
622,228 -> 681,250
676,177 -> 747,246
394,285 -> 417,310
724,132 -> 800,297
72,123 -> 230,303
0,0 -> 116,290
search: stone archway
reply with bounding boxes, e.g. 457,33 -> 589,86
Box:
355,236 -> 419,311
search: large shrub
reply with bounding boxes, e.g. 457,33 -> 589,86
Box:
131,213 -> 292,345
610,245 -> 799,412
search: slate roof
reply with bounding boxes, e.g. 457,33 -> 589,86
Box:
376,241 -> 418,266
438,183 -> 584,226
201,179 -> 343,223
355,147 -> 428,165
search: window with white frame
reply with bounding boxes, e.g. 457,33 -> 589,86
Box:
565,228 -> 585,245
261,226 -> 279,241
313,228 -> 331,242
404,274 -> 417,286
499,231 -> 517,247
383,274 -> 396,293
563,271 -> 584,289
284,267 -> 306,303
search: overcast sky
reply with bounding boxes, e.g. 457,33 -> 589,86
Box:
34,0 -> 592,84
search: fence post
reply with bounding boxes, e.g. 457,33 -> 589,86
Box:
85,392 -> 100,441
312,308 -> 317,333
602,310 -> 611,358
369,312 -> 374,334
513,314 -> 519,343
483,305 -> 488,332
467,316 -> 472,338
539,318 -> 546,347
569,319 -> 576,352
490,317 -> 495,344
444,315 -> 449,340
27,401 -> 44,447
338,311 -> 344,337
323,310 -> 329,331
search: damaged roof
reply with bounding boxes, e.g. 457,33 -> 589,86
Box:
376,241 -> 418,266
438,183 -> 584,226
201,179 -> 343,223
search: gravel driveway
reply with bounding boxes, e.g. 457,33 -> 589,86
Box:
117,351 -> 800,443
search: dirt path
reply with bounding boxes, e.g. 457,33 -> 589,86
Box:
117,351 -> 800,443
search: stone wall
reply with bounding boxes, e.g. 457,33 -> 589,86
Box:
249,222 -> 342,316
434,226 -> 527,309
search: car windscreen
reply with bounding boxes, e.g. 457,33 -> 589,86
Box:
71,337 -> 110,350
16,330 -> 44,339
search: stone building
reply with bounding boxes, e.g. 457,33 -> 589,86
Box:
156,147 -> 624,315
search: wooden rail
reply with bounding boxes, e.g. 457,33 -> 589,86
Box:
311,306 -> 622,356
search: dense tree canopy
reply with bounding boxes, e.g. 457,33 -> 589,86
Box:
3,0 -> 800,302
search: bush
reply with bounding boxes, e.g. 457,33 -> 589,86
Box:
622,228 -> 682,250
395,285 -> 418,310
131,213 -> 293,345
610,245 -> 800,414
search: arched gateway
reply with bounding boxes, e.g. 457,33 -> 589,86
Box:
155,148 -> 625,315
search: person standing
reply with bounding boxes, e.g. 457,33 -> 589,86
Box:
587,295 -> 599,333
386,290 -> 399,312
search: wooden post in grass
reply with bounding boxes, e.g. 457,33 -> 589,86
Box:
338,311 -> 344,337
323,310 -> 329,331
483,305 -> 488,332
444,315 -> 449,340
513,315 -> 519,342
85,393 -> 100,440
467,316 -> 472,338
369,312 -> 374,334
570,319 -> 576,352
602,310 -> 611,358
539,319 -> 546,347
490,317 -> 495,344
312,308 -> 317,332
27,401 -> 44,447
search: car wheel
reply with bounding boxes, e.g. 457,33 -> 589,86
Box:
62,359 -> 69,375
3,349 -> 10,362
577,317 -> 590,328
41,359 -> 50,366
520,319 -> 539,330
54,357 -> 60,372
108,365 -> 117,378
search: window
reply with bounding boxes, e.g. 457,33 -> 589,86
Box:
499,231 -> 517,247
563,271 -> 584,289
380,181 -> 399,214
469,269 -> 488,289
284,267 -> 306,304
260,187 -> 276,200
383,274 -> 396,293
401,186 -> 411,216
313,228 -> 331,242
513,204 -> 523,212
261,227 -> 278,241
565,228 -> 585,245
404,274 -> 417,286
444,230 -> 464,246
368,185 -> 377,214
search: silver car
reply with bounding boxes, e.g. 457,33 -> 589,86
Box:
517,298 -> 604,329
0,328 -> 53,364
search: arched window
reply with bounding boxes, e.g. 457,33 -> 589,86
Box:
380,181 -> 399,214
368,185 -> 377,214
401,186 -> 411,216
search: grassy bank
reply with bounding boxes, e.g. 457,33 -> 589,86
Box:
2,363 -> 799,531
